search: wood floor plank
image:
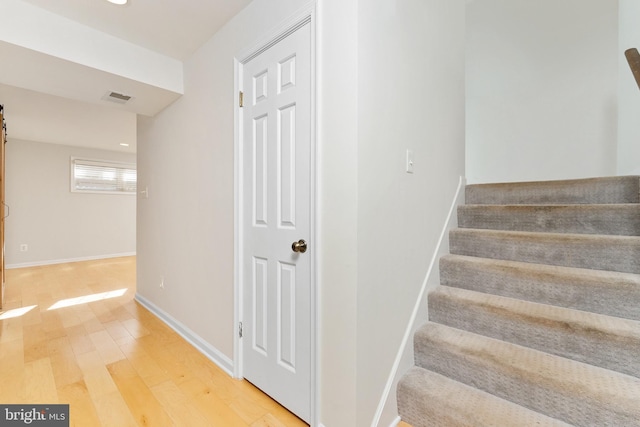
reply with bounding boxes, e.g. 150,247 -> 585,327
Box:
0,317 -> 23,343
89,300 -> 118,324
136,335 -> 190,385
151,380 -> 211,427
229,396 -> 274,425
23,324 -> 50,364
111,305 -> 136,323
83,316 -> 106,334
236,381 -> 304,418
103,320 -> 134,345
0,342 -> 25,403
40,309 -> 67,340
108,359 -> 175,427
0,372 -> 25,403
23,357 -> 59,403
68,332 -> 96,357
57,381 -> 102,427
0,332 -> 24,375
57,307 -> 85,330
263,407 -> 307,427
75,350 -> 119,397
121,318 -> 150,339
178,377 -> 249,427
74,304 -> 102,325
91,390 -> 139,427
89,330 -> 126,365
48,336 -> 83,388
65,324 -> 87,337
250,413 -> 288,427
21,304 -> 42,326
118,340 -> 170,388
24,340 -> 49,362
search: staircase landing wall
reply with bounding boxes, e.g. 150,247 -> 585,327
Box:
466,0 -> 618,184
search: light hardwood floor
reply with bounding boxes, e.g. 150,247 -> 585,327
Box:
0,256 -> 307,426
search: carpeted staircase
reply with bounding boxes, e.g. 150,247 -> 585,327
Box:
397,176 -> 640,426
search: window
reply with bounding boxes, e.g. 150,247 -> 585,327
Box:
71,157 -> 137,194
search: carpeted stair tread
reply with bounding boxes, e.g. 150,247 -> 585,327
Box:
458,204 -> 640,235
449,228 -> 640,273
397,366 -> 572,427
414,322 -> 640,426
466,175 -> 640,205
440,254 -> 640,321
429,285 -> 640,377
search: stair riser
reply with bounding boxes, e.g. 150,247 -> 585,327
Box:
440,255 -> 640,321
414,325 -> 640,426
449,229 -> 640,273
397,367 -> 572,427
466,176 -> 640,205
458,205 -> 640,236
429,289 -> 640,378
397,379 -> 479,427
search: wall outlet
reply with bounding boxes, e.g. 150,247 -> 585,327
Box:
20,244 -> 28,252
159,276 -> 165,289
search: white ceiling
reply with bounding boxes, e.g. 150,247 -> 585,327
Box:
19,0 -> 252,61
0,83 -> 137,153
1,0 -> 252,153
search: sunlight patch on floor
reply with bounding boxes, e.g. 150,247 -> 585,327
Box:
0,305 -> 37,320
48,288 -> 128,310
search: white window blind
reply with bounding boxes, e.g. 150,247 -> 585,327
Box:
71,158 -> 137,194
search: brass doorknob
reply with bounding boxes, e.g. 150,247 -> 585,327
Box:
291,239 -> 307,253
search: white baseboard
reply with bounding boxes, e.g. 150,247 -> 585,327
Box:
388,416 -> 401,427
6,252 -> 136,269
134,293 -> 235,377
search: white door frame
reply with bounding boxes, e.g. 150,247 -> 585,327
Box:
233,3 -> 318,425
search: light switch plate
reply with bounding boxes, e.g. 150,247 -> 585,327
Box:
406,149 -> 414,174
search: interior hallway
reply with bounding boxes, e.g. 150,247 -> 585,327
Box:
0,256 -> 306,426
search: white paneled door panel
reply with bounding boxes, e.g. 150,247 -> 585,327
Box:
241,22 -> 311,423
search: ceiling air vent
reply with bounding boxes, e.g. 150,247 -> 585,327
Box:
102,91 -> 134,104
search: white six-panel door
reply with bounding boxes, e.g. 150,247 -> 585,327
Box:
241,22 -> 312,423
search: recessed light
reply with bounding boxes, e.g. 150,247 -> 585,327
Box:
106,0 -> 128,5
120,143 -> 130,147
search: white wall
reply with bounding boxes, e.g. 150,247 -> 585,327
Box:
5,139 -> 136,267
466,0 -> 619,184
136,0 -> 465,425
618,0 -> 640,175
317,0 -> 359,425
357,1 -> 465,425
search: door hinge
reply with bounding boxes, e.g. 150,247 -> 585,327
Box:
239,91 -> 244,108
238,321 -> 243,338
